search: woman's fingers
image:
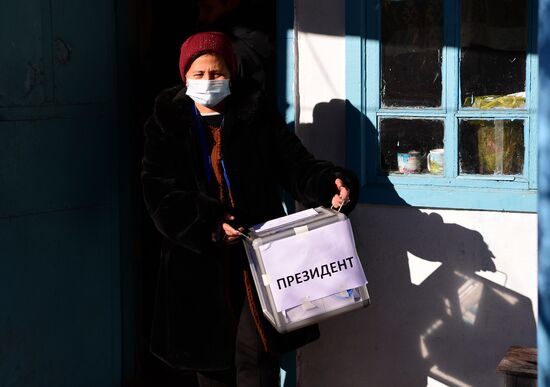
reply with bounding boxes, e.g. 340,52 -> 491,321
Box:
222,222 -> 239,235
221,216 -> 244,243
333,178 -> 350,208
332,194 -> 347,208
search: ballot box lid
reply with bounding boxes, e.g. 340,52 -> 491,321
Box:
247,207 -> 346,246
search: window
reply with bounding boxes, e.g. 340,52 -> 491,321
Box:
346,0 -> 538,212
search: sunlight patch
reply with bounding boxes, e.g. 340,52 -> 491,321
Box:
430,366 -> 472,387
407,252 -> 442,286
455,271 -> 484,326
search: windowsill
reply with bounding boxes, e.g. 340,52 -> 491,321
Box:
360,182 -> 537,212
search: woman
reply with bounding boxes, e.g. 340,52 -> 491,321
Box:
141,31 -> 358,387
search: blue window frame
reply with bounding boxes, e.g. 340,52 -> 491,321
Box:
345,0 -> 538,212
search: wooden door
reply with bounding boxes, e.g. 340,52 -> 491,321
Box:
0,0 -> 121,385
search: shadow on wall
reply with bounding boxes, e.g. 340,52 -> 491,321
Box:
294,100 -> 537,387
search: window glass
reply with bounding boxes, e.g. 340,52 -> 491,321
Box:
459,119 -> 524,175
461,0 -> 528,109
380,0 -> 443,108
380,118 -> 445,174
360,0 -> 535,211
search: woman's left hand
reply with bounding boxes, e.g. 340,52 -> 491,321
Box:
331,178 -> 350,209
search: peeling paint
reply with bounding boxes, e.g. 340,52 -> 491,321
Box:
54,38 -> 72,65
23,63 -> 42,96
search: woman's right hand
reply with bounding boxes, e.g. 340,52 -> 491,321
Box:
221,214 -> 245,244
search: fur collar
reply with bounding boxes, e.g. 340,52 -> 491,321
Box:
152,80 -> 264,135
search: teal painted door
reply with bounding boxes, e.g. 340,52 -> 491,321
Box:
0,0 -> 121,385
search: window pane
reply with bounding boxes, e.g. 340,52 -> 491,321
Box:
459,119 -> 524,175
380,118 -> 444,174
381,0 -> 443,108
461,0 -> 528,109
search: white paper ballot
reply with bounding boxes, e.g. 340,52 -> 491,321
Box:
254,208 -> 318,232
284,290 -> 357,323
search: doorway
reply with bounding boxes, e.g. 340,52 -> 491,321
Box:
123,1 -> 276,385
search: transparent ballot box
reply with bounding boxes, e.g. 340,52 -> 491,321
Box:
243,207 -> 370,333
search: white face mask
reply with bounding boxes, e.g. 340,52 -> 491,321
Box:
185,79 -> 231,108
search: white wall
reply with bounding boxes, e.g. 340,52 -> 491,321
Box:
293,1 -> 538,386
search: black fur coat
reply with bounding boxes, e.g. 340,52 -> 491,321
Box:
141,82 -> 359,371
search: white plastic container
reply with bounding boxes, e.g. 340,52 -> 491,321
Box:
243,207 -> 370,333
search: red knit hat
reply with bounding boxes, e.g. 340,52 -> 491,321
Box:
179,31 -> 237,81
